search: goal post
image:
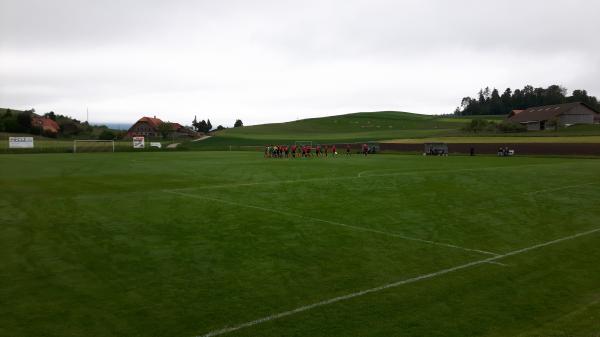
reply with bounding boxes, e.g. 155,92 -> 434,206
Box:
73,140 -> 115,153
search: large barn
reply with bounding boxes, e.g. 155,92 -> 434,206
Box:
507,102 -> 599,131
127,116 -> 199,138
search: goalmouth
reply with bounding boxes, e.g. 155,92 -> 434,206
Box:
73,140 -> 115,153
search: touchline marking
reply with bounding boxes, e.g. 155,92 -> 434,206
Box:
164,190 -> 498,256
525,182 -> 598,195
196,227 -> 600,337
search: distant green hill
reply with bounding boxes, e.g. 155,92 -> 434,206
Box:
187,111 -> 505,149
0,108 -> 25,114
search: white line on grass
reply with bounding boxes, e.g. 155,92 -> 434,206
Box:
164,190 -> 499,257
485,261 -> 508,267
525,182 -> 598,196
196,227 -> 600,337
169,162 -> 571,193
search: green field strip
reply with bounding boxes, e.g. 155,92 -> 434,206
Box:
196,227 -> 600,337
165,190 -> 499,257
1,190 -> 478,336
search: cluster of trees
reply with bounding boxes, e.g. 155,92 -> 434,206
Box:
0,109 -> 35,134
192,116 -> 213,133
1,108 -> 119,139
455,85 -> 600,116
191,116 -> 242,132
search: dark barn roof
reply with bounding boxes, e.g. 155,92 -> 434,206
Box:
507,102 -> 598,123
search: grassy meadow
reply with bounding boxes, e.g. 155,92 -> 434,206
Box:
1,151 -> 599,336
191,112 -> 600,149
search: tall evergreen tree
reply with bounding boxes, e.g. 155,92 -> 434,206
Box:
454,84 -> 599,115
501,88 -> 512,113
490,88 -> 502,115
192,115 -> 198,131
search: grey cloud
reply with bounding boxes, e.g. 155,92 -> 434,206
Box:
1,0 -> 599,125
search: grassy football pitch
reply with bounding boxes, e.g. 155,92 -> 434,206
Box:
1,152 -> 599,337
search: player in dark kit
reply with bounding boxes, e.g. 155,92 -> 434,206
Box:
346,144 -> 351,156
291,145 -> 297,158
362,143 -> 368,156
332,145 -> 336,157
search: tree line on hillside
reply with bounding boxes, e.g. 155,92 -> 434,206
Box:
191,116 -> 243,133
0,108 -> 120,139
455,85 -> 600,116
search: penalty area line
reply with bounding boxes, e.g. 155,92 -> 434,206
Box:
164,190 -> 499,256
196,227 -> 600,337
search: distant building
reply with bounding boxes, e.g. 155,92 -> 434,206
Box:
31,115 -> 60,135
507,102 -> 599,131
127,116 -> 199,138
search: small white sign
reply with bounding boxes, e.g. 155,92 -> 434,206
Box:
150,142 -> 162,149
9,137 -> 34,149
133,136 -> 145,149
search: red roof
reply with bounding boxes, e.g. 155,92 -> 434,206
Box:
137,116 -> 164,128
31,116 -> 60,133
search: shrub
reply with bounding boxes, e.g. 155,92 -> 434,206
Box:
98,130 -> 116,140
497,122 -> 527,133
463,119 -> 496,132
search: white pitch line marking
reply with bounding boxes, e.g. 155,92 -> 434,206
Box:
485,261 -> 508,267
525,182 -> 598,196
164,190 -> 499,256
169,162 -> 572,193
196,227 -> 600,337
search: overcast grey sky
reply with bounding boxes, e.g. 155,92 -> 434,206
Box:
1,0 -> 599,126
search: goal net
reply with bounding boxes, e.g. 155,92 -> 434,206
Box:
73,140 -> 115,153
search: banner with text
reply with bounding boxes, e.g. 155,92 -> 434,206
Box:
133,137 -> 145,149
9,137 -> 34,149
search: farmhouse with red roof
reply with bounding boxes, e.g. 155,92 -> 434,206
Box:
31,115 -> 60,135
127,116 -> 199,138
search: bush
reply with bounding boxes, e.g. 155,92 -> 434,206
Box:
98,130 -> 116,140
496,122 -> 527,133
30,126 -> 43,135
2,117 -> 21,133
16,111 -> 33,132
463,119 -> 497,132
42,129 -> 58,138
